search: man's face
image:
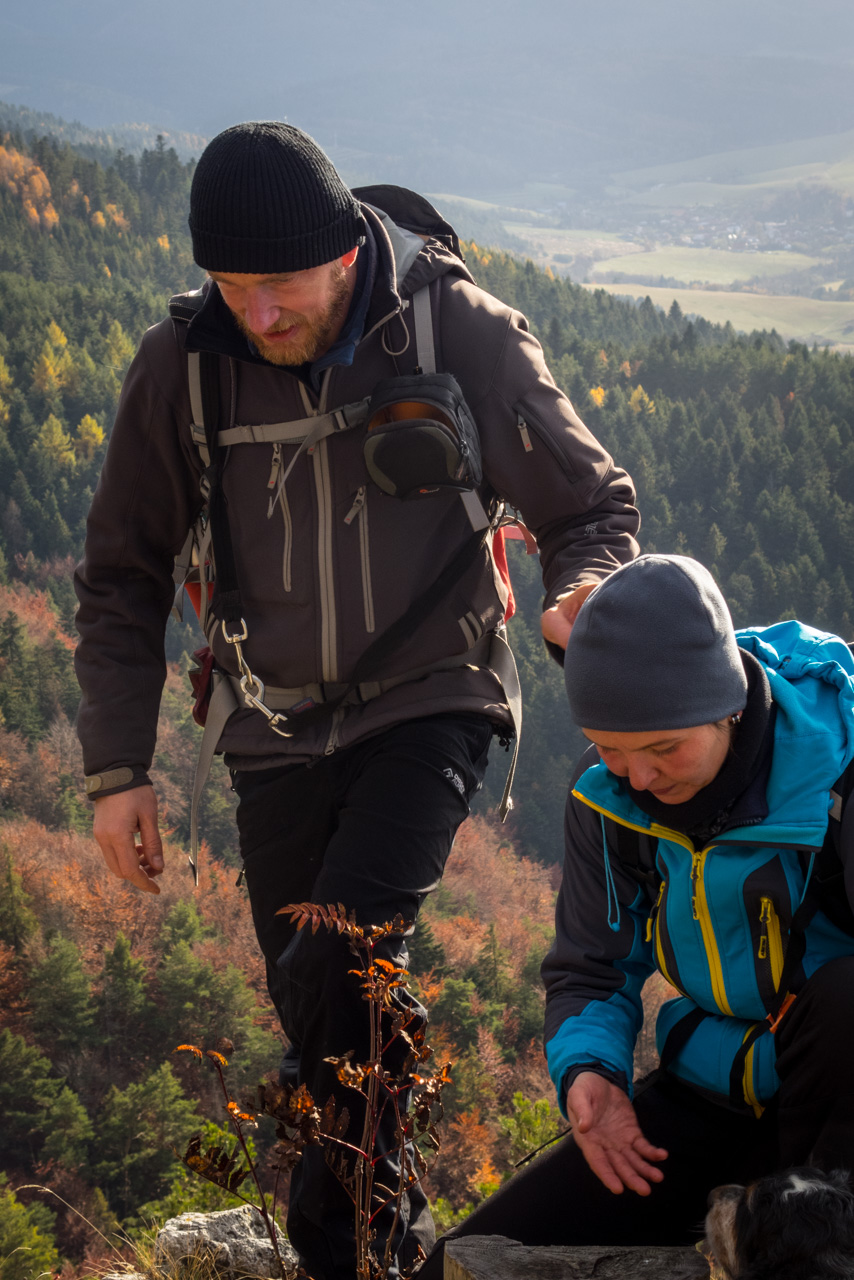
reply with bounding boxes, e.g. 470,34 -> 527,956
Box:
209,248 -> 357,366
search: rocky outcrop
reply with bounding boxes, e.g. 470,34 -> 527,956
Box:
444,1236 -> 709,1280
153,1205 -> 298,1278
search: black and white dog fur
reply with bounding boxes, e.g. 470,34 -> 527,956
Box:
704,1168 -> 854,1280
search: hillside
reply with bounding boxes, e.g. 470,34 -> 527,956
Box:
2,125 -> 854,1271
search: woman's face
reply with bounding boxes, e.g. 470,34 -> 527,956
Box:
582,723 -> 733,805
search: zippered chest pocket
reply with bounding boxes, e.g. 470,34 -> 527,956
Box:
755,895 -> 785,1009
344,485 -> 375,634
268,443 -> 293,593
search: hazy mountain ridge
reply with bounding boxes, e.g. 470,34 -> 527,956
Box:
0,100 -> 206,162
3,0 -> 854,194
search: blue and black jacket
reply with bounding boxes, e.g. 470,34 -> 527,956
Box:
543,620 -> 854,1116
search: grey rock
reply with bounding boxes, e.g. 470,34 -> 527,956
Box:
155,1205 -> 298,1278
444,1236 -> 709,1280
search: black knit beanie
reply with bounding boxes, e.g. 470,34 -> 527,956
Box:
189,121 -> 366,273
564,555 -> 748,730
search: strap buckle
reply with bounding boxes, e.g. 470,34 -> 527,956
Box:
767,991 -> 797,1035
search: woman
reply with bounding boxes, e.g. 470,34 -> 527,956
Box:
419,554 -> 854,1273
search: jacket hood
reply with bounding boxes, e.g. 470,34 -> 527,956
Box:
734,620 -> 854,845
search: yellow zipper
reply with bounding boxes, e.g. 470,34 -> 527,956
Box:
759,897 -> 784,991
741,1029 -> 765,1119
573,790 -> 732,1016
690,849 -> 733,1016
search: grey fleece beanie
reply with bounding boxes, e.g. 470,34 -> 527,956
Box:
564,555 -> 748,730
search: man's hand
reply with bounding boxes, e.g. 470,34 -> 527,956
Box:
541,583 -> 598,649
566,1071 -> 668,1195
92,785 -> 164,894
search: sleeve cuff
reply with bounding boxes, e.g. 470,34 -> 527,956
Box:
85,767 -> 152,800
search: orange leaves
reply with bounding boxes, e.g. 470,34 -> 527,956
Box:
0,145 -> 58,230
173,1044 -> 233,1071
173,1043 -> 203,1059
279,901 -> 357,935
104,203 -> 129,232
428,914 -> 485,972
436,816 -> 554,972
0,581 -> 75,651
226,1099 -> 256,1124
279,901 -> 412,947
180,1133 -> 250,1195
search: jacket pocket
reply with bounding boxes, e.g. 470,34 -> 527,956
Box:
268,443 -> 293,593
344,486 -> 375,634
757,895 -> 784,1007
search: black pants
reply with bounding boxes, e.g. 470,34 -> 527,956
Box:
233,713 -> 493,1280
417,956 -> 854,1280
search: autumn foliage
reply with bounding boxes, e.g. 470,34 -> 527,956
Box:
0,144 -> 58,230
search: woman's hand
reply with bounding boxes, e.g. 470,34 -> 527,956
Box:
566,1071 -> 668,1195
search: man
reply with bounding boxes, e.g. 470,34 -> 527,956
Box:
74,121 -> 639,1278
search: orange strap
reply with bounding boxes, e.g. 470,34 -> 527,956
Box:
767,991 -> 797,1035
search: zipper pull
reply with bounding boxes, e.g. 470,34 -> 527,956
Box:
344,486 -> 367,525
760,898 -> 771,923
267,443 -> 282,519
690,852 -> 703,919
267,443 -> 282,489
517,414 -> 533,453
647,880 -> 665,941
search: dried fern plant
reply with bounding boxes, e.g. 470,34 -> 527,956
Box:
173,901 -> 453,1280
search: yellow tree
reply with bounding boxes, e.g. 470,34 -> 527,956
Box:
104,319 -> 135,377
74,414 -> 105,463
0,354 -> 11,425
37,413 -> 76,471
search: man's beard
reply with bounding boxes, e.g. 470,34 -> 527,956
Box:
232,264 -> 352,367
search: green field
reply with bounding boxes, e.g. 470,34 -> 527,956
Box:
589,246 -> 823,286
584,282 -> 854,351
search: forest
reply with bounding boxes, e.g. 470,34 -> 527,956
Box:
1,126 -> 853,1275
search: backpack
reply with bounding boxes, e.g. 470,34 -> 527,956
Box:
169,188 -> 525,878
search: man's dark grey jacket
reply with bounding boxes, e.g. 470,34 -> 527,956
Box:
74,205 -> 640,781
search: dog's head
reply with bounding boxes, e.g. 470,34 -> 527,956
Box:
703,1168 -> 854,1280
